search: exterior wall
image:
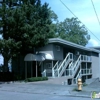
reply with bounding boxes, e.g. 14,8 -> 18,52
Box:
37,44 -> 54,59
91,52 -> 100,78
93,48 -> 100,51
12,42 -> 100,79
53,44 -> 63,60
37,44 -> 64,60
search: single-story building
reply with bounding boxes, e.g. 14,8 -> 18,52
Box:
12,38 -> 100,84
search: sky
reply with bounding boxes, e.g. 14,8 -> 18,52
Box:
41,0 -> 100,47
1,0 -> 100,64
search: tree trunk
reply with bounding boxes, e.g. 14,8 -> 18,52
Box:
3,57 -> 9,72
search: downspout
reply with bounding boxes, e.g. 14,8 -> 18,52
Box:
52,60 -> 53,78
99,53 -> 100,81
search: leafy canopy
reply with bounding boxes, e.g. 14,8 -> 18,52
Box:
56,17 -> 90,46
0,0 -> 53,71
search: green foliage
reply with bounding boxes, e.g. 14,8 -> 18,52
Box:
72,87 -> 82,92
82,83 -> 87,86
14,74 -> 22,81
73,88 -> 78,91
25,77 -> 48,82
0,0 -> 53,72
56,17 -> 90,46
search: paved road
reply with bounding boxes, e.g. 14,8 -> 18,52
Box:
0,91 -> 91,100
0,81 -> 97,100
0,82 -> 74,95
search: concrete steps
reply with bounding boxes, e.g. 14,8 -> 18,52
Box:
39,77 -> 72,85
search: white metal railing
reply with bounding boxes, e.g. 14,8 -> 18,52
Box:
68,61 -> 73,69
73,55 -> 91,72
53,61 -> 59,70
73,69 -> 81,84
81,55 -> 91,62
52,61 -> 62,77
65,55 -> 92,77
52,69 -> 58,77
65,69 -> 73,76
72,55 -> 81,72
41,69 -> 46,77
52,54 -> 92,78
52,52 -> 73,77
81,69 -> 92,75
62,55 -> 92,85
72,68 -> 92,84
76,69 -> 81,79
65,55 -> 81,76
58,53 -> 73,77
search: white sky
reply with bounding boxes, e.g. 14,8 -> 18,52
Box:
0,55 -> 3,64
41,0 -> 100,47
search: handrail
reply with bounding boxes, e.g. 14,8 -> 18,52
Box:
81,69 -> 92,75
72,55 -> 81,71
66,69 -> 73,76
52,60 -> 62,77
66,55 -> 81,77
76,69 -> 81,79
73,69 -> 81,84
53,61 -> 59,70
81,55 -> 91,62
65,55 -> 91,76
52,52 -> 73,77
68,62 -> 73,69
41,69 -> 46,77
73,68 -> 92,84
72,55 -> 91,77
58,53 -> 73,71
52,54 -> 91,78
58,53 -> 73,77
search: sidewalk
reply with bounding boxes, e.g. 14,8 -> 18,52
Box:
68,81 -> 100,98
0,80 -> 100,98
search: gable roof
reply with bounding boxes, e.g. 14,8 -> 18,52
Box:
49,38 -> 100,53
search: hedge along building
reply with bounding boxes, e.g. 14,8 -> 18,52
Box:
12,38 -> 100,84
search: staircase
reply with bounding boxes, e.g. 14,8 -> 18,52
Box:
52,60 -> 62,77
73,69 -> 81,84
66,55 -> 92,84
66,55 -> 81,77
52,52 -> 73,77
72,55 -> 81,77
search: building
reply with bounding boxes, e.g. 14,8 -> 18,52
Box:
12,38 -> 100,84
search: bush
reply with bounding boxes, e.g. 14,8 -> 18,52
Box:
25,77 -> 48,82
73,88 -> 78,91
82,83 -> 87,86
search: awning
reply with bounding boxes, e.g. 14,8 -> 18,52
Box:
24,53 -> 45,61
38,53 -> 53,60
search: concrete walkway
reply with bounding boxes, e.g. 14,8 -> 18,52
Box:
69,80 -> 100,98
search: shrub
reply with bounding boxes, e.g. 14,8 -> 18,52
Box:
73,88 -> 78,91
25,77 -> 48,82
82,83 -> 87,86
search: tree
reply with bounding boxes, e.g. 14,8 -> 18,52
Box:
56,17 -> 90,46
0,0 -> 52,72
0,2 -> 22,72
48,10 -> 58,38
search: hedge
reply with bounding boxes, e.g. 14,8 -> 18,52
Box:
25,77 -> 48,82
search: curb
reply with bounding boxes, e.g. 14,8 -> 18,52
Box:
67,90 -> 91,98
66,94 -> 90,98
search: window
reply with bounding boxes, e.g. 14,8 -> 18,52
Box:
56,45 -> 60,51
46,63 -> 52,69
